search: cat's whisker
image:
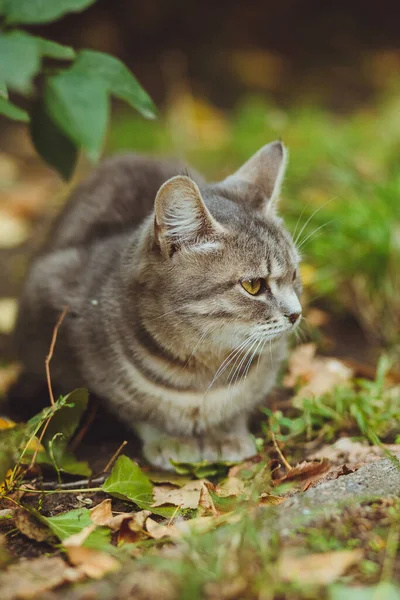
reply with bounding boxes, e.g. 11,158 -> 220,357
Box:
291,203 -> 309,243
294,197 -> 335,248
204,332 -> 258,395
184,324 -> 215,368
226,335 -> 261,409
296,219 -> 336,252
226,334 -> 260,391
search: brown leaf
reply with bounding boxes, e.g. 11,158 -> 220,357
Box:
308,437 -> 399,468
0,556 -> 83,600
89,499 -> 113,526
152,480 -> 203,509
14,509 -> 54,543
215,477 -> 247,498
117,510 -> 152,545
259,494 -> 285,506
273,459 -> 330,485
277,549 -> 363,584
283,343 -> 353,399
66,546 -> 120,579
145,517 -> 180,540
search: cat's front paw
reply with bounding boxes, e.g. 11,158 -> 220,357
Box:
202,434 -> 257,463
142,435 -> 203,470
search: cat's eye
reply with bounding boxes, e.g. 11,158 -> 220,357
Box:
292,269 -> 297,282
241,278 -> 264,296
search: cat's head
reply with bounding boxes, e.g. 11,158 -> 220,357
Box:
145,141 -> 301,353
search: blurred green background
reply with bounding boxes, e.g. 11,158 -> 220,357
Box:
0,0 -> 399,360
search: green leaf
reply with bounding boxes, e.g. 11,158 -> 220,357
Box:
35,507 -> 111,550
41,389 -> 90,476
0,426 -> 26,483
0,97 -> 29,122
34,37 -> 76,61
171,459 -> 236,479
3,0 -> 96,25
45,71 -> 108,162
0,81 -> 7,99
30,99 -> 78,179
72,50 -> 157,119
103,455 -> 153,505
102,455 -> 174,517
0,31 -> 40,93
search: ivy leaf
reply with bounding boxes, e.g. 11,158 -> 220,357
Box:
0,97 -> 29,122
40,389 -> 90,476
45,71 -> 108,162
34,507 -> 111,550
34,37 -> 76,61
171,459 -> 236,479
30,99 -> 78,180
3,0 -> 96,25
0,31 -> 40,93
102,455 -> 174,517
72,50 -> 157,119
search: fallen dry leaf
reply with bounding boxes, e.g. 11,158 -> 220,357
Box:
278,548 -> 363,585
0,556 -> 83,600
14,509 -> 54,543
215,476 -> 247,498
117,510 -> 152,544
90,499 -> 113,526
272,459 -> 330,485
66,546 -> 120,579
308,437 -> 400,467
152,480 -> 203,509
284,343 -> 353,399
145,517 -> 180,540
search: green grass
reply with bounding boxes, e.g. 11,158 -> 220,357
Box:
263,356 -> 400,462
107,92 -> 400,351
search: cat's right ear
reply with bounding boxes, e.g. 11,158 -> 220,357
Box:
223,141 -> 288,216
154,176 -> 224,256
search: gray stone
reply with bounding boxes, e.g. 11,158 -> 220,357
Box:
277,458 -> 400,530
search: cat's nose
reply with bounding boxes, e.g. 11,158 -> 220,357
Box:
286,312 -> 301,324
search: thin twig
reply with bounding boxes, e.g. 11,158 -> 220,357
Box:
45,306 -> 69,407
102,440 -> 128,473
24,475 -> 108,491
28,307 -> 69,471
271,430 -> 292,472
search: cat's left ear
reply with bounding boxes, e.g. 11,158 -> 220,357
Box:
154,175 -> 225,256
223,141 -> 288,216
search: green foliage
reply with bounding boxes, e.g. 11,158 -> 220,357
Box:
1,0 -> 96,25
264,356 -> 400,452
0,389 -> 90,489
45,70 -> 109,163
102,455 -> 175,517
0,0 -> 156,178
36,507 -> 112,549
171,459 -> 236,479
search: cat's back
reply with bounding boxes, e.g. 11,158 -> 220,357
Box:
46,154 -> 204,251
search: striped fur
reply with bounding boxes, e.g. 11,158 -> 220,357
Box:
14,141 -> 302,469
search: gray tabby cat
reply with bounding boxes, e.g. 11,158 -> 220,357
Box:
14,141 -> 301,470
